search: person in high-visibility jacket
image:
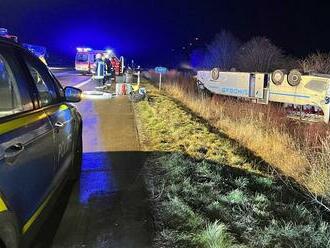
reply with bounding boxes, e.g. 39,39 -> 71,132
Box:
104,53 -> 114,84
94,53 -> 106,86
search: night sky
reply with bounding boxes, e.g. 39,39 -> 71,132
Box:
0,0 -> 329,67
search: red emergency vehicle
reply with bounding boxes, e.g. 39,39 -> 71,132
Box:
75,48 -> 123,75
75,48 -> 104,74
111,57 -> 122,75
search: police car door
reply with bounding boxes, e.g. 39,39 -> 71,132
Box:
22,54 -> 75,181
0,45 -> 56,231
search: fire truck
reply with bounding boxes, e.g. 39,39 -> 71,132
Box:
75,48 -> 123,75
196,68 -> 330,123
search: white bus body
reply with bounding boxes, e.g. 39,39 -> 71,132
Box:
197,70 -> 330,123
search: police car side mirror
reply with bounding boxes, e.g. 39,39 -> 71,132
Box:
64,86 -> 82,102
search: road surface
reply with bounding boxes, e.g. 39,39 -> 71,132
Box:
32,70 -> 152,248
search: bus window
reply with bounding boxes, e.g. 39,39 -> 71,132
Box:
264,74 -> 269,88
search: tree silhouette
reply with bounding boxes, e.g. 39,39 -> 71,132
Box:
236,37 -> 283,72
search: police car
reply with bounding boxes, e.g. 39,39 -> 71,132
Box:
0,37 -> 83,247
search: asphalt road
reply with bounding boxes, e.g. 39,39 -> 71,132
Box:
31,70 -> 152,248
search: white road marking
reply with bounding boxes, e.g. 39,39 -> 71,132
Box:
82,91 -> 113,100
74,78 -> 92,88
49,67 -> 72,70
53,71 -> 76,77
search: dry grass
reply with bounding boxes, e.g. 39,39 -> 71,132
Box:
147,71 -> 330,206
166,84 -> 307,177
299,52 -> 330,74
305,139 -> 330,202
133,81 -> 330,247
134,83 -> 245,165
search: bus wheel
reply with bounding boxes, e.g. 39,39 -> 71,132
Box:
271,69 -> 285,85
211,68 -> 220,80
288,69 -> 302,86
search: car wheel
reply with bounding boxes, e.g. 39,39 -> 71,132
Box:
69,126 -> 82,181
0,212 -> 19,248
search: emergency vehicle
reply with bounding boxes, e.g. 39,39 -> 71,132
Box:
75,48 -> 101,74
75,48 -> 123,75
196,68 -> 330,123
22,43 -> 48,65
0,28 -> 48,65
0,37 -> 83,247
0,28 -> 18,43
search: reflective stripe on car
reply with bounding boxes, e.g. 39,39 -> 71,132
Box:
0,197 -> 7,212
0,104 -> 69,136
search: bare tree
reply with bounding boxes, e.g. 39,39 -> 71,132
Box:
236,37 -> 284,72
281,55 -> 300,71
202,30 -> 241,70
299,52 -> 330,74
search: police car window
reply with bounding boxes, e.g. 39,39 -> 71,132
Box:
24,55 -> 58,107
0,53 -> 30,118
51,73 -> 65,99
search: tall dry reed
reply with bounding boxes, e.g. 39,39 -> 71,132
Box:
146,71 -> 330,207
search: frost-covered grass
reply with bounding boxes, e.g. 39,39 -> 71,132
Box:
134,81 -> 330,247
148,71 -> 330,207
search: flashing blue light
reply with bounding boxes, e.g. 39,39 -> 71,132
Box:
77,47 -> 92,52
0,28 -> 8,36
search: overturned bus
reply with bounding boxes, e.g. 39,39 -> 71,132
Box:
196,68 -> 330,123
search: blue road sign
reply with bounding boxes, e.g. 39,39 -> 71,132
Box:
155,66 -> 168,74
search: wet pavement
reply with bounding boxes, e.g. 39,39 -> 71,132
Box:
32,71 -> 152,248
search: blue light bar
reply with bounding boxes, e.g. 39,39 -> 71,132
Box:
77,47 -> 92,52
0,28 -> 8,36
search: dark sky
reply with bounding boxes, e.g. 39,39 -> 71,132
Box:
0,0 -> 329,67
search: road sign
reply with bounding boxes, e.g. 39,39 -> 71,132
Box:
154,67 -> 168,90
155,66 -> 168,74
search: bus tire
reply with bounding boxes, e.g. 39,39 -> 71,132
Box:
271,69 -> 285,85
0,212 -> 19,248
288,69 -> 302,86
211,68 -> 220,80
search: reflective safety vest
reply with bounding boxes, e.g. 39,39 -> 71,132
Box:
94,59 -> 106,79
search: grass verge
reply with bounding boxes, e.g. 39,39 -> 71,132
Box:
134,81 -> 330,247
153,71 -> 330,207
